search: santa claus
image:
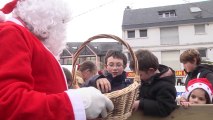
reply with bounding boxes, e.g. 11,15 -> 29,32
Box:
0,0 -> 113,120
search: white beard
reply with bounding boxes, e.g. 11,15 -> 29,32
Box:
42,23 -> 67,60
13,0 -> 71,59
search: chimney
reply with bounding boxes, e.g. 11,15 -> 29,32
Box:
125,6 -> 131,10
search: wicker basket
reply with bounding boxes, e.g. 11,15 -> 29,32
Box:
71,34 -> 140,120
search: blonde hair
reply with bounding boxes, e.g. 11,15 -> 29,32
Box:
75,71 -> 84,85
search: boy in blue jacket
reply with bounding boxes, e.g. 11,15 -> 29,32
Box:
83,50 -> 133,93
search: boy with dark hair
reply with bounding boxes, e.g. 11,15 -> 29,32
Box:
85,50 -> 133,93
130,49 -> 177,117
104,49 -> 127,68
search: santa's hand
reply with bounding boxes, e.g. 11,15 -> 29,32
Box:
66,87 -> 114,119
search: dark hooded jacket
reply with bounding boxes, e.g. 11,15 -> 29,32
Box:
138,65 -> 177,117
184,64 -> 213,87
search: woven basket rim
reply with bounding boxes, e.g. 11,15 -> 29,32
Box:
105,81 -> 139,98
71,34 -> 139,86
70,34 -> 140,120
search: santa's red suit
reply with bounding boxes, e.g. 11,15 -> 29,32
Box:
0,1 -> 114,119
0,19 -> 85,120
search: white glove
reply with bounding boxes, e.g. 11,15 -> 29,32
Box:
67,87 -> 114,119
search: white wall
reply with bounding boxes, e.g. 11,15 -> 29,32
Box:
124,28 -> 160,47
122,22 -> 213,65
179,23 -> 213,44
152,51 -> 162,63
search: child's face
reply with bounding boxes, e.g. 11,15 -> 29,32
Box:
138,69 -> 155,81
183,61 -> 197,73
189,88 -> 207,104
105,56 -> 124,77
81,69 -> 96,81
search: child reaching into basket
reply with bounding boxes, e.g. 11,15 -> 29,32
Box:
84,50 -> 133,93
130,49 -> 177,117
178,78 -> 213,108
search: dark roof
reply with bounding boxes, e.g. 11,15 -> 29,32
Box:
122,0 -> 213,29
61,42 -> 122,56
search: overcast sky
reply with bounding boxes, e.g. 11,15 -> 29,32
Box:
1,0 -> 208,42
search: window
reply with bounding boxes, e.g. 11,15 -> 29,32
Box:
161,50 -> 180,70
194,24 -> 205,34
72,46 -> 77,49
160,27 -> 179,45
158,10 -> 176,18
139,29 -> 147,37
63,58 -> 72,65
127,30 -> 135,38
190,7 -> 202,18
198,49 -> 207,57
190,7 -> 202,13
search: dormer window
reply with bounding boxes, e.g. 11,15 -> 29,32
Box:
190,7 -> 202,13
72,47 -> 77,49
158,10 -> 176,18
190,7 -> 202,18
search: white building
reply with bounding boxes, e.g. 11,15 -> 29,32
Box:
122,0 -> 213,72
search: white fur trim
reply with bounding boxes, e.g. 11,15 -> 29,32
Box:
65,90 -> 86,120
6,17 -> 24,27
186,82 -> 212,102
0,11 -> 5,22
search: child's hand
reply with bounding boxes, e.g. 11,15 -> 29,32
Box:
177,96 -> 187,104
180,101 -> 191,108
178,96 -> 190,108
96,78 -> 111,93
132,100 -> 140,112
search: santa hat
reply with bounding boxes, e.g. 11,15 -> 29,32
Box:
0,0 -> 18,22
185,78 -> 213,102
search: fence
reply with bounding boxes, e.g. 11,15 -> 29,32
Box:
127,104 -> 213,120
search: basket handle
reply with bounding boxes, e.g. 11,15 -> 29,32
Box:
71,34 -> 139,87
